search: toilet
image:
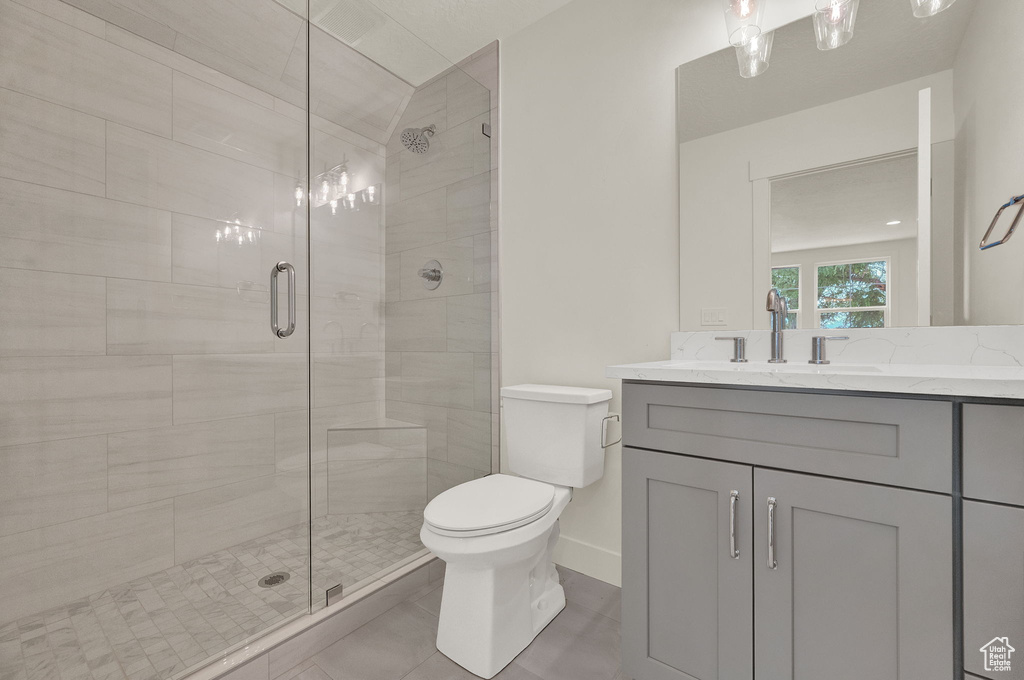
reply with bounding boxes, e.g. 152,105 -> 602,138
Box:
420,384 -> 613,679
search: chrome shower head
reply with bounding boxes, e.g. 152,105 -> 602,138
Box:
400,124 -> 436,154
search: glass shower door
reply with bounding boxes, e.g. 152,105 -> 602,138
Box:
0,1 -> 312,678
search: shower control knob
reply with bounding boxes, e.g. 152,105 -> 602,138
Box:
418,259 -> 443,290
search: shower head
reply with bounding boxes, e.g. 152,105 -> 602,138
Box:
400,124 -> 436,154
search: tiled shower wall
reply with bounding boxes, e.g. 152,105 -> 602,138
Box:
0,0 -> 416,625
385,43 -> 500,500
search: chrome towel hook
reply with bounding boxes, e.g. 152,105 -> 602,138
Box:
979,193 -> 1024,250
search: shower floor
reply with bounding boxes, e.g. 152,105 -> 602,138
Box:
0,512 -> 425,680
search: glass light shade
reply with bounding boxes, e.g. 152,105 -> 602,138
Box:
910,0 -> 957,17
813,0 -> 859,50
733,28 -> 774,78
721,0 -> 766,46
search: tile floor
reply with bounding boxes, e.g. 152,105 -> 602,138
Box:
280,566 -> 622,680
0,512 -> 425,680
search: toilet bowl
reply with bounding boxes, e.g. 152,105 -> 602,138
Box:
420,384 -> 613,679
420,474 -> 572,678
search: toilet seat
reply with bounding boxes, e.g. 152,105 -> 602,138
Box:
424,474 -> 556,537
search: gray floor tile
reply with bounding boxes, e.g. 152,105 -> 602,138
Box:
288,665 -> 333,680
314,603 -> 438,680
412,585 -> 443,618
556,567 -> 621,622
402,652 -> 545,680
511,603 -> 620,680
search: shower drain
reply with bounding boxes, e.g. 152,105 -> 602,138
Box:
258,571 -> 290,588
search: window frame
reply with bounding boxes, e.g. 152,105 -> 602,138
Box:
813,256 -> 891,329
771,264 -> 801,329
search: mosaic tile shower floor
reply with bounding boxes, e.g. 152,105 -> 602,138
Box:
0,512 -> 425,680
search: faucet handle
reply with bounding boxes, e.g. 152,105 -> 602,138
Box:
809,336 -> 849,365
715,336 -> 748,363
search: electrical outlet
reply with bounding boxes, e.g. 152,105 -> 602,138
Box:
700,307 -> 727,326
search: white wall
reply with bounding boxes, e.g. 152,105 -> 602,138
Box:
499,0 -> 812,586
953,1 -> 1024,325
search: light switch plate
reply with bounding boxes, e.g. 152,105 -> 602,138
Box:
700,308 -> 727,326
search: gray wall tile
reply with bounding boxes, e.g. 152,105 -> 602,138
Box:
328,459 -> 426,514
107,123 -> 276,229
0,87 -> 105,195
173,473 -> 307,563
0,356 -> 172,447
109,416 -> 277,510
0,178 -> 172,281
0,268 -> 106,357
107,279 -> 276,355
0,1 -> 172,136
386,299 -> 447,352
0,501 -> 174,626
172,354 -> 307,424
0,436 -> 107,538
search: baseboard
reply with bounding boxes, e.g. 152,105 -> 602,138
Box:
553,535 -> 622,587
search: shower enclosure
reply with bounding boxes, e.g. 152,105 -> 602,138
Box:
0,1 -> 497,678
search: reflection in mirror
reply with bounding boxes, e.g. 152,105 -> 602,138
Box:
677,0 -> 1024,329
770,154 -> 917,329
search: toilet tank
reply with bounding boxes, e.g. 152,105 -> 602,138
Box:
501,384 -> 613,488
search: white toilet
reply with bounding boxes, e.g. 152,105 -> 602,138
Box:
420,384 -> 613,679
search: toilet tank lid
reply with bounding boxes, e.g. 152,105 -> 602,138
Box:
501,384 -> 613,405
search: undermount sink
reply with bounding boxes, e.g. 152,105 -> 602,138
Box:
665,361 -> 884,374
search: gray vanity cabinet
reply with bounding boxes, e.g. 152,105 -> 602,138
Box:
753,469 -> 952,680
963,501 -> 1024,679
621,383 -> 954,680
622,448 -> 753,680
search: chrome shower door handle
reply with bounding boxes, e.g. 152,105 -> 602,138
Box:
767,496 -> 778,570
270,261 -> 296,338
729,491 -> 740,559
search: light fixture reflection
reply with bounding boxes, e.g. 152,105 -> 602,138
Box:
910,0 -> 957,18
813,0 -> 859,50
887,220 -> 902,226
733,28 -> 774,78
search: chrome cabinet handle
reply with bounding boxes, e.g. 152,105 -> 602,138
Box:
270,261 -> 296,338
767,496 -> 778,570
729,490 -> 740,559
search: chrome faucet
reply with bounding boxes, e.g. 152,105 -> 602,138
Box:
766,288 -> 788,363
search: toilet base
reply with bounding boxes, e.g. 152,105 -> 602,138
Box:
434,522 -> 565,678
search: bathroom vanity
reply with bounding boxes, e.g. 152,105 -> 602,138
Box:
611,329 -> 1024,680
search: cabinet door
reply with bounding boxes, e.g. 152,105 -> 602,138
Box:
753,469 -> 952,680
622,448 -> 753,680
964,500 -> 1024,679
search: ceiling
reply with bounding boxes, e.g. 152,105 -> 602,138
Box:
291,0 -> 574,84
771,154 -> 918,253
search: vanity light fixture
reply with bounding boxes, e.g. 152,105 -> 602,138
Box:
813,0 -> 859,50
910,0 -> 958,18
721,0 -> 765,45
721,0 -> 773,78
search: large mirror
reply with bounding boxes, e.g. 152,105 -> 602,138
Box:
676,0 -> 1024,330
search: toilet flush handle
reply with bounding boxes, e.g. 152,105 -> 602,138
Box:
602,413 -> 621,448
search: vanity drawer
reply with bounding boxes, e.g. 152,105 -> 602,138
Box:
964,404 -> 1024,506
622,383 -> 952,493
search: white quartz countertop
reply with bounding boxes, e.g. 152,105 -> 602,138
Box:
606,359 -> 1024,399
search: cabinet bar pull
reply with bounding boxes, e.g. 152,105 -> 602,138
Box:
767,496 -> 778,570
729,491 -> 740,559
